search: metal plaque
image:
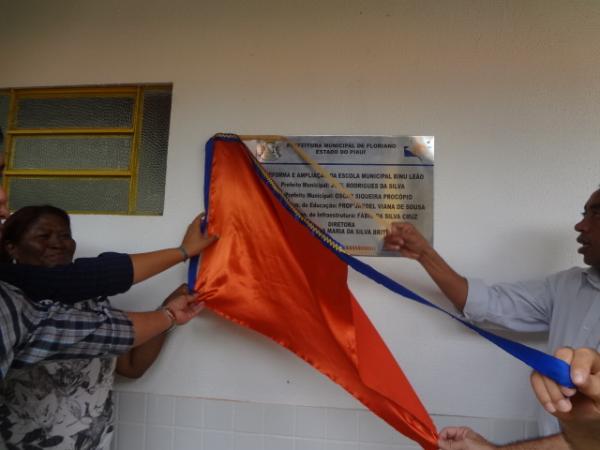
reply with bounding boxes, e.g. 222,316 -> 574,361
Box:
243,135 -> 434,256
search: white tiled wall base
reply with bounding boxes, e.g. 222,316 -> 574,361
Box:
112,391 -> 539,450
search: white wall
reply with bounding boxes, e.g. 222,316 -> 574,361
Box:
2,0 -> 599,423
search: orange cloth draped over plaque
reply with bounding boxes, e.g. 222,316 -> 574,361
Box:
195,136 -> 438,449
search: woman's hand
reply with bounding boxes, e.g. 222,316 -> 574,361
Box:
164,292 -> 205,325
162,283 -> 190,305
180,212 -> 219,258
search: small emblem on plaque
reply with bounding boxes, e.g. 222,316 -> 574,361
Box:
256,141 -> 282,162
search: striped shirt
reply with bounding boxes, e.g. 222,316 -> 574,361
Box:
0,281 -> 134,379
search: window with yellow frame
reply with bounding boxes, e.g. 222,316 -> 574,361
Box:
0,84 -> 172,215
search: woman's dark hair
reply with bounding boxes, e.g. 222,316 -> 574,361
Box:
0,205 -> 71,263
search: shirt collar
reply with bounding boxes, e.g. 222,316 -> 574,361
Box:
584,267 -> 600,290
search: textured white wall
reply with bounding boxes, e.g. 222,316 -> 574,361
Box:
1,0 -> 599,421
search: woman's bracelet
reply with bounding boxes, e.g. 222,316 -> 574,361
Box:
177,245 -> 190,262
160,306 -> 177,332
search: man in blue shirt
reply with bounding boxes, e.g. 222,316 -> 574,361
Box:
384,187 -> 600,450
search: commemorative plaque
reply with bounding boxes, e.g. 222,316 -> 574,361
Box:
242,136 -> 434,256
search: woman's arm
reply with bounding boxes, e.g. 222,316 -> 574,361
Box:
116,284 -> 193,378
0,252 -> 132,302
125,289 -> 204,348
1,213 -> 217,303
2,284 -> 203,378
130,214 -> 218,284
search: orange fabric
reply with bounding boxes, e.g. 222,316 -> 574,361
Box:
196,138 -> 438,449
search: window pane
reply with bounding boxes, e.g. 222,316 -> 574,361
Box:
8,177 -> 130,213
16,96 -> 134,129
135,88 -> 171,214
0,93 -> 8,153
12,135 -> 131,170
2,84 -> 172,215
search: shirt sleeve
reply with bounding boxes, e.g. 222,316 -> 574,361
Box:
0,284 -> 24,379
0,283 -> 135,378
463,276 -> 554,332
0,252 -> 134,304
9,297 -> 134,373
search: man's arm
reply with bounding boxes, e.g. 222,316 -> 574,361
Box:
530,347 -> 600,450
0,213 -> 217,304
383,222 -> 468,311
438,427 -> 569,450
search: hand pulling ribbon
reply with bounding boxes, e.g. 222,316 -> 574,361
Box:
189,134 -> 573,450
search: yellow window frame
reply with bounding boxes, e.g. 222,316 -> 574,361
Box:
0,84 -> 166,214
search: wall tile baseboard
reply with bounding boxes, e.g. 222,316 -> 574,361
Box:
112,391 -> 538,450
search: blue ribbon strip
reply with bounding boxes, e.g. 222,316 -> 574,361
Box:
190,134 -> 574,389
187,136 -> 216,291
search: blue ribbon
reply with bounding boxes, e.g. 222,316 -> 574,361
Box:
187,136 -> 217,291
190,134 -> 574,388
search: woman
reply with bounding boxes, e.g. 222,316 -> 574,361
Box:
0,205 -> 207,450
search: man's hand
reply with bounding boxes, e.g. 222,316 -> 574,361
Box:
383,222 -> 431,260
438,427 -> 497,450
383,222 -> 468,310
180,212 -> 218,258
530,347 -> 600,419
530,347 -> 600,450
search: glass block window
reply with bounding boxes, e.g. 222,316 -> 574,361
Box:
0,85 -> 172,214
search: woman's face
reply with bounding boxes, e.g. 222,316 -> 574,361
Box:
8,214 -> 76,267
